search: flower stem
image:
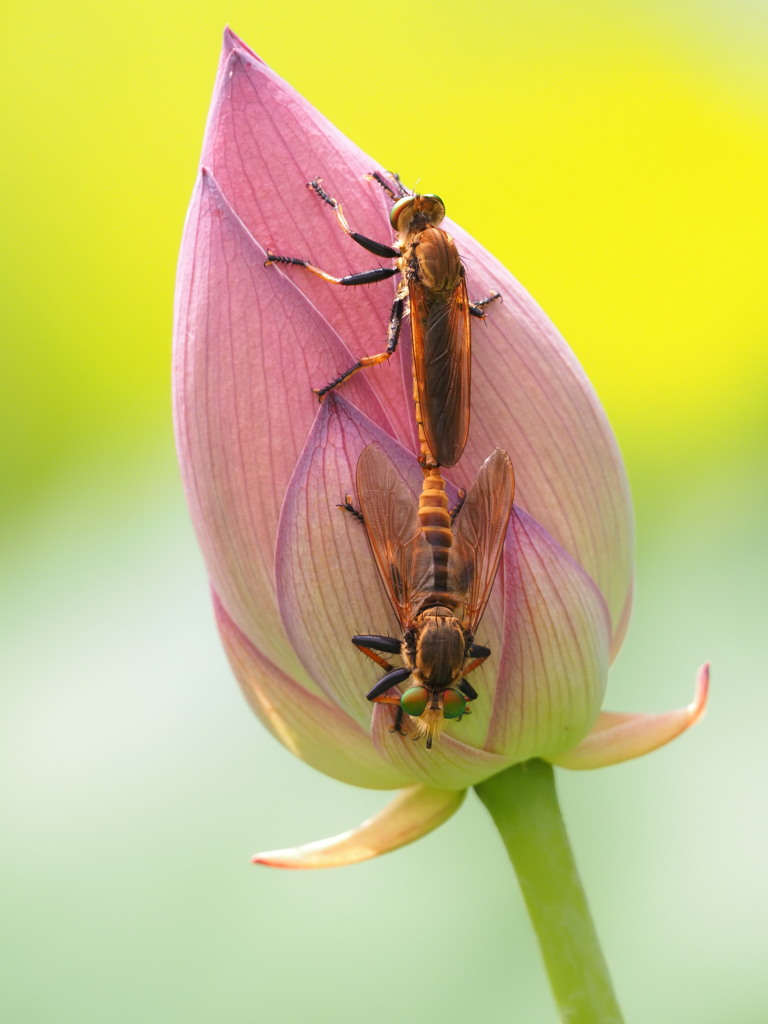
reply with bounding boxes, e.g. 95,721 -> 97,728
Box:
475,760 -> 624,1023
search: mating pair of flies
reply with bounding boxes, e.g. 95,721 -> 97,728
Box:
266,171 -> 515,748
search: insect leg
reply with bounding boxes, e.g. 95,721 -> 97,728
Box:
352,635 -> 402,655
462,650 -> 490,677
391,706 -> 407,736
265,252 -> 398,288
458,678 -> 479,701
367,666 -> 411,736
355,648 -> 395,672
353,637 -> 401,673
368,698 -> 408,736
314,295 -> 405,398
449,488 -> 467,523
367,169 -> 410,201
308,179 -> 400,258
337,495 -> 364,524
367,666 -> 412,700
469,291 -> 502,318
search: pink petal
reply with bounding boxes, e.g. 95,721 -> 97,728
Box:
274,395 -> 420,727
200,28 -> 414,451
447,218 -> 634,646
252,785 -> 465,869
484,507 -> 612,759
173,168 -> 392,670
370,712 -> 515,790
548,663 -> 710,770
215,593 -> 411,789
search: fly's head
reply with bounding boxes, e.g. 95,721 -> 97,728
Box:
390,193 -> 446,237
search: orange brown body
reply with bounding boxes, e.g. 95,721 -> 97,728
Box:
265,178 -> 498,468
352,444 -> 515,748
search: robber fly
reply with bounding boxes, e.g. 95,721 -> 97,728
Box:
351,443 -> 514,749
264,173 -> 499,468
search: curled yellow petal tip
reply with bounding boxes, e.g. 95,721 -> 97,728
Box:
252,785 -> 465,869
548,662 -> 709,771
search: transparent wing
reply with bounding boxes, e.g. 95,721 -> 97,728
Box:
356,444 -> 424,628
452,449 -> 515,633
410,274 -> 471,468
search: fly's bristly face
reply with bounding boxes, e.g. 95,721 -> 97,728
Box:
397,677 -> 472,751
389,193 -> 447,238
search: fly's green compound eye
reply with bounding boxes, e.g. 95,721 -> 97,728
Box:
421,194 -> 446,225
400,685 -> 429,717
442,689 -> 467,719
390,196 -> 414,230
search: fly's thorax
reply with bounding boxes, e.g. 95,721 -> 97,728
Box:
405,226 -> 463,294
412,606 -> 466,691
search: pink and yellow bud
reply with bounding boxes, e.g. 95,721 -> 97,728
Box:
173,28 -> 707,863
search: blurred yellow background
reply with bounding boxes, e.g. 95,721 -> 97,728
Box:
1,1 -> 766,1021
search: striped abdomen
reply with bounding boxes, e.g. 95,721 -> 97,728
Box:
417,468 -> 459,611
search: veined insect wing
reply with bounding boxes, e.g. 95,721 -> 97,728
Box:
354,444 -> 423,628
453,448 -> 516,633
409,266 -> 471,468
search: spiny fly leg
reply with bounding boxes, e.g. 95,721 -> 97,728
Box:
265,250 -> 398,288
469,291 -> 502,318
367,169 -> 410,201
306,177 -> 338,209
337,495 -> 364,524
458,678 -> 479,702
462,649 -> 489,677
353,636 -> 404,674
313,295 -> 405,399
352,635 -> 402,656
307,178 -> 400,259
450,488 -> 467,523
390,706 -> 407,736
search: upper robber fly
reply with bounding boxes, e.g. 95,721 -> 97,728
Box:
264,173 -> 499,468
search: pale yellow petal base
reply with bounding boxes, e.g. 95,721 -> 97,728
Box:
252,785 -> 465,869
548,663 -> 709,770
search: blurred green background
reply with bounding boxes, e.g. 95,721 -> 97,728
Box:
2,0 -> 766,1021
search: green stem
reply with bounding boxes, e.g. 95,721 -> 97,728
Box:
475,760 -> 624,1024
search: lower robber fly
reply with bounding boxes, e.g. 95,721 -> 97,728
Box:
265,173 -> 499,468
352,443 -> 515,749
